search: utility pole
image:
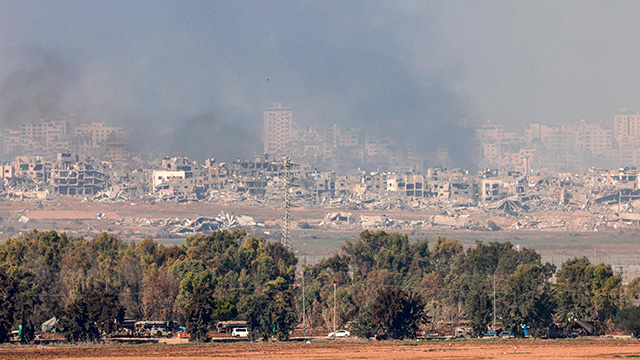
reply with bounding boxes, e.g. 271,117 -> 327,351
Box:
493,274 -> 496,331
333,283 -> 337,339
302,264 -> 306,337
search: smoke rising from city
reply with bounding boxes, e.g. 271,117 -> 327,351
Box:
169,112 -> 260,163
0,48 -> 77,129
1,2 -> 640,167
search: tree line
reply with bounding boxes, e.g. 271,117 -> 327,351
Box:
0,229 -> 639,342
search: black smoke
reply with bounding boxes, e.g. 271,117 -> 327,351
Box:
168,112 -> 260,163
0,3 -> 480,168
0,48 -> 77,129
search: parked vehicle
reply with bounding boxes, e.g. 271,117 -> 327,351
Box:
135,321 -> 173,338
484,329 -> 497,337
328,330 -> 350,338
217,321 -> 248,333
232,328 -> 249,338
547,326 -> 567,339
421,329 -> 445,339
454,327 -> 473,339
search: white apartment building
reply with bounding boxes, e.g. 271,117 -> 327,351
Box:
263,103 -> 292,155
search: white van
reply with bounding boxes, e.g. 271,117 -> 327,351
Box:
232,327 -> 249,338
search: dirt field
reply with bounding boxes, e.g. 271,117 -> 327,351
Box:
2,339 -> 640,360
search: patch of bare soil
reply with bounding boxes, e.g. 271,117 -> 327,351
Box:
2,339 -> 640,360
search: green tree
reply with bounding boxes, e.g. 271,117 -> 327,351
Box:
372,287 -> 427,339
465,276 -> 492,337
554,257 -> 594,332
246,294 -> 273,341
141,267 -> 180,321
0,267 -> 17,343
246,279 -> 297,341
93,291 -> 125,336
622,277 -> 640,307
90,233 -> 125,293
58,290 -> 125,342
343,231 -> 428,284
554,258 -> 621,334
0,230 -> 75,324
615,306 -> 640,337
8,266 -> 40,343
430,236 -> 463,276
269,290 -> 297,341
456,241 -> 543,336
591,263 -> 621,327
184,285 -> 237,342
301,255 -> 351,329
183,229 -> 246,265
351,302 -> 375,339
501,263 -> 555,337
184,285 -> 214,343
119,251 -> 144,319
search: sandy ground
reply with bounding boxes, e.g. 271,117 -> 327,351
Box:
2,339 -> 640,360
5,198 -> 640,279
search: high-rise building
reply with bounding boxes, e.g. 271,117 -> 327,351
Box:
614,110 -> 640,145
75,122 -> 126,149
263,103 -> 292,155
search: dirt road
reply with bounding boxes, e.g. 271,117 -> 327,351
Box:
1,339 -> 640,360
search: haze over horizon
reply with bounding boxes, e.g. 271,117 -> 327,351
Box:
1,1 -> 640,165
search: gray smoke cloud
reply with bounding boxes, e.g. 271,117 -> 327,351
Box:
3,2 -> 640,167
168,111 -> 260,163
0,48 -> 77,128
0,2 -> 481,166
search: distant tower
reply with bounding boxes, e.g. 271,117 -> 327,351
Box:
281,156 -> 296,250
263,103 -> 292,156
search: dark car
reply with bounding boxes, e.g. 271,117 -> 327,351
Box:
484,329 -> 497,337
548,327 -> 567,339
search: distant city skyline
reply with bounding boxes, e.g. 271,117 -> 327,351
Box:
2,2 -> 640,166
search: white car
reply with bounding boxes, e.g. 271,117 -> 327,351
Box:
232,327 -> 249,338
328,330 -> 350,338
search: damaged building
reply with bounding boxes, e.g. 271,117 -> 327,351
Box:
51,153 -> 109,195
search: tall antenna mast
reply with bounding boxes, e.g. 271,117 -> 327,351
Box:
281,156 -> 297,250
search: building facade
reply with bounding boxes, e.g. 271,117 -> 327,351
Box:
263,103 -> 292,156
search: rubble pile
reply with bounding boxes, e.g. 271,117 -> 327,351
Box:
4,154 -> 640,233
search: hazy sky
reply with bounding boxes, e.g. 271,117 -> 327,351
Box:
1,1 -> 639,162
